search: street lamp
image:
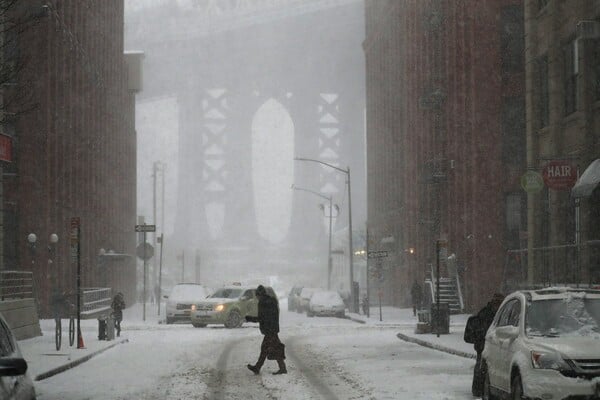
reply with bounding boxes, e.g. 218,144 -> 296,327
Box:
27,233 -> 37,261
28,232 -> 59,311
294,157 -> 356,312
291,184 -> 338,289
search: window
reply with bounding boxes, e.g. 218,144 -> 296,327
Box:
592,40 -> 600,101
564,40 -> 578,115
506,192 -> 522,230
498,299 -> 520,327
507,300 -> 521,327
501,6 -> 524,74
537,55 -> 549,128
502,97 -> 525,163
497,300 -> 515,327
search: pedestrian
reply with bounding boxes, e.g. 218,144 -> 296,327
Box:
111,292 -> 126,337
411,279 -> 423,317
246,285 -> 287,375
464,292 -> 504,397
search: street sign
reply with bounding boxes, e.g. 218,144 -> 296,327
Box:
368,250 -> 388,259
0,134 -> 12,162
542,160 -> 577,190
70,217 -> 80,263
521,170 -> 544,193
136,242 -> 154,261
135,224 -> 156,232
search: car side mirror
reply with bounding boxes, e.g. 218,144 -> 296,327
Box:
496,325 -> 519,340
0,357 -> 28,376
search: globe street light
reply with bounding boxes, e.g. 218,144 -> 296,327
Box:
295,157 -> 356,312
28,232 -> 59,313
291,184 -> 338,290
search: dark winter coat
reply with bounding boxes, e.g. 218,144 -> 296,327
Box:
111,294 -> 125,321
247,294 -> 280,335
471,302 -> 498,353
411,282 -> 423,304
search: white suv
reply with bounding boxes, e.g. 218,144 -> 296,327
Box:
482,287 -> 600,400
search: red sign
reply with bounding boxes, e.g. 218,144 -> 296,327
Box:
542,160 -> 577,190
0,134 -> 12,162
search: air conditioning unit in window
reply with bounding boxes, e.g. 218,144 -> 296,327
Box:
577,20 -> 600,39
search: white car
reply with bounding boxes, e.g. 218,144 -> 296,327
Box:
296,287 -> 320,313
0,314 -> 36,400
307,290 -> 345,318
164,283 -> 209,324
482,287 -> 600,400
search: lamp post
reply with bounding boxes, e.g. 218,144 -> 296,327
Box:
28,233 -> 59,311
294,157 -> 355,312
291,184 -> 337,289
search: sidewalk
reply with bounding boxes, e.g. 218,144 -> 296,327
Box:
18,302 -> 164,381
348,306 -> 477,359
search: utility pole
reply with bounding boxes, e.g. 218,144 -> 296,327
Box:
180,250 -> 185,282
157,233 -> 164,316
152,161 -> 160,299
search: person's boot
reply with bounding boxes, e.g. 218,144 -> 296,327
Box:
273,360 -> 287,375
247,364 -> 260,375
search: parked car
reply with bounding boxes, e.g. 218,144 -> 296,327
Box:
296,287 -> 319,313
190,285 -> 276,328
307,290 -> 345,318
0,314 -> 36,400
164,283 -> 209,324
481,287 -> 600,400
287,286 -> 303,311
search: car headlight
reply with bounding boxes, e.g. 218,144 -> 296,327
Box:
531,351 -> 572,371
215,304 -> 225,312
191,304 -> 197,311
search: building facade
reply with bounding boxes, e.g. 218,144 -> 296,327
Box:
524,0 -> 600,286
2,1 -> 138,315
365,0 -> 525,310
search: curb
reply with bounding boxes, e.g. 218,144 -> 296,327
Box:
347,316 -> 366,324
35,338 -> 129,381
396,332 -> 476,360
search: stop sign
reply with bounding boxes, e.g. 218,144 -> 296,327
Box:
542,160 -> 577,190
136,242 -> 154,261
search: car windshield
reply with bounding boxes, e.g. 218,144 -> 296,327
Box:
209,288 -> 243,299
526,295 -> 600,338
169,285 -> 207,301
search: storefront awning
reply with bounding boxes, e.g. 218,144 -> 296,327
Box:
572,159 -> 600,198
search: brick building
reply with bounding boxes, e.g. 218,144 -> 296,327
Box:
524,0 -> 600,286
1,1 -> 139,314
364,0 -> 525,310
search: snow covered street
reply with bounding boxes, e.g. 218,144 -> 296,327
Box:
30,304 -> 475,399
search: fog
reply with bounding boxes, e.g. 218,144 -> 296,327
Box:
124,0 -> 366,291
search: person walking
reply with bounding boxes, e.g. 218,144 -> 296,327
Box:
465,292 -> 504,397
411,280 -> 423,317
246,285 -> 287,375
111,292 -> 126,337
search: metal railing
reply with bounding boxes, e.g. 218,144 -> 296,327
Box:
80,287 -> 112,318
455,273 -> 465,312
502,240 -> 600,292
0,271 -> 35,300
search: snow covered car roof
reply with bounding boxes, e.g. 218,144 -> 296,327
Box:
523,287 -> 600,301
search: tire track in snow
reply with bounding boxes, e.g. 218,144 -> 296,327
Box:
286,338 -> 341,400
286,336 -> 375,400
206,337 -> 247,400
